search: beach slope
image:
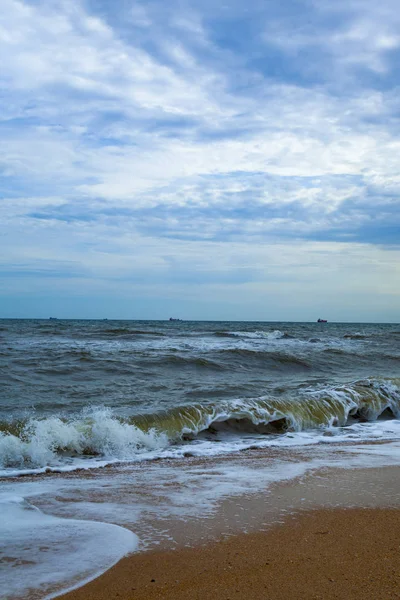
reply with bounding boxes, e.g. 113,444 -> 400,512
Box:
60,507 -> 400,600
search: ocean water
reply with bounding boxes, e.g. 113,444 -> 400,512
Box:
1,319 -> 400,598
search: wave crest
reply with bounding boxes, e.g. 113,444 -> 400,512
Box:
1,379 -> 399,473
214,330 -> 289,340
0,409 -> 167,470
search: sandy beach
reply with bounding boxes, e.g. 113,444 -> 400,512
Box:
60,507 -> 400,600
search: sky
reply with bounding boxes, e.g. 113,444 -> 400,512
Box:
1,0 -> 399,321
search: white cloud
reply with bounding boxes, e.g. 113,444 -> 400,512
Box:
0,0 -> 223,119
1,0 -> 400,205
265,0 -> 400,75
0,0 -> 399,317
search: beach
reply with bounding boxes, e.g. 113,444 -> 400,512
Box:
57,461 -> 400,600
60,506 -> 400,600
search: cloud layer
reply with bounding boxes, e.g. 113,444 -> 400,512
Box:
1,0 -> 399,320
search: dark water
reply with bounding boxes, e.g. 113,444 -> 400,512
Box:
0,319 -> 399,474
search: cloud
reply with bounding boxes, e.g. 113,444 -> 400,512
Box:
262,0 -> 400,79
0,0 -> 399,318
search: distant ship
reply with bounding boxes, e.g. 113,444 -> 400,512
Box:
317,318 -> 328,323
169,318 -> 182,321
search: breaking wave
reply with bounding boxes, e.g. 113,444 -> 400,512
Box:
213,330 -> 291,340
1,379 -> 399,474
343,333 -> 368,340
0,409 -> 167,472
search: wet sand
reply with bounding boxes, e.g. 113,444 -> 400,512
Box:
60,507 -> 400,600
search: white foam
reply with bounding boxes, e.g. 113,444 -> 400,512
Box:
225,329 -> 286,339
0,407 -> 168,474
0,496 -> 138,600
2,417 -> 400,478
116,328 -> 361,353
3,431 -> 400,600
158,418 -> 400,459
1,380 -> 399,477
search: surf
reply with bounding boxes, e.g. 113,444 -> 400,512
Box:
1,378 -> 399,475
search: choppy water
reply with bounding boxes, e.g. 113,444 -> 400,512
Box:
1,319 -> 400,474
1,319 -> 400,599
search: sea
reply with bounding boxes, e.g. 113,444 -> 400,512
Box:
1,319 -> 400,598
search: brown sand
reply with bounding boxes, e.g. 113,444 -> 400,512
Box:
60,508 -> 400,600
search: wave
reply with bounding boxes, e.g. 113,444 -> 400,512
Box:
15,327 -> 168,339
215,348 -> 311,368
343,333 -> 368,340
54,349 -> 94,361
143,349 -> 312,370
213,330 -> 292,340
0,409 -> 167,471
322,348 -> 400,362
136,378 -> 400,438
1,379 -> 399,473
145,354 -> 226,369
343,331 -> 400,340
101,328 -> 166,337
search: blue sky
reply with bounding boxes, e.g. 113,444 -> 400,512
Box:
1,0 -> 399,321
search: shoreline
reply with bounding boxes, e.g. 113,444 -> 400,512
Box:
25,456 -> 400,600
12,452 -> 400,599
59,506 -> 400,600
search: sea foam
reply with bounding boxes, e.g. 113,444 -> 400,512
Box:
1,379 -> 399,476
0,407 -> 168,472
0,495 -> 138,599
